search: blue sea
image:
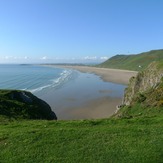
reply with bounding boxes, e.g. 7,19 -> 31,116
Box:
0,64 -> 126,119
0,64 -> 73,94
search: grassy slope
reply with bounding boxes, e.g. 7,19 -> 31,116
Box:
99,49 -> 163,71
0,116 -> 163,163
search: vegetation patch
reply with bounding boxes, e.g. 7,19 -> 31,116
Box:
0,90 -> 57,120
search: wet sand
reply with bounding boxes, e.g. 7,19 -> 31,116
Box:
43,65 -> 137,120
52,65 -> 137,85
56,96 -> 122,120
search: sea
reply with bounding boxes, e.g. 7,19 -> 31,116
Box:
0,64 -> 126,119
0,64 -> 72,93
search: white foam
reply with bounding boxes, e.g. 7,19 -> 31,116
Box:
29,70 -> 72,93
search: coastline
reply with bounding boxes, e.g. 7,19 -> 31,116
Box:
41,65 -> 137,120
47,65 -> 138,85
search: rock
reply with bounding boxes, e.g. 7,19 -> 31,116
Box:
10,91 -> 33,103
123,62 -> 163,106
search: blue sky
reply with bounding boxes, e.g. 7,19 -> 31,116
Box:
0,0 -> 163,63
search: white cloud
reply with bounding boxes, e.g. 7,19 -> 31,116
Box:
100,56 -> 109,60
3,56 -> 30,60
83,56 -> 97,60
41,56 -> 47,60
4,56 -> 14,60
24,56 -> 28,59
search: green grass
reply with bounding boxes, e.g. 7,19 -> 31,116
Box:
98,49 -> 163,71
0,116 -> 163,162
116,103 -> 163,119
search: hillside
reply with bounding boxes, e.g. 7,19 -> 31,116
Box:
99,49 -> 163,71
0,90 -> 57,120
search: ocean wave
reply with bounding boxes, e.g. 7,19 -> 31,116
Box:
29,69 -> 73,93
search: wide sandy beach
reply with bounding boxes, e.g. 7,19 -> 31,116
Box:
55,65 -> 137,85
43,65 -> 137,120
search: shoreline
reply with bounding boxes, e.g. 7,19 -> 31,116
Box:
46,65 -> 138,85
42,65 -> 137,120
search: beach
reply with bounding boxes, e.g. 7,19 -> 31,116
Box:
42,65 -> 137,120
55,65 -> 137,85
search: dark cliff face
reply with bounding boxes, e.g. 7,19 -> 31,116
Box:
123,62 -> 163,107
0,90 -> 57,120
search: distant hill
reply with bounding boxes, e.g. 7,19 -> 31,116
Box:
99,49 -> 163,71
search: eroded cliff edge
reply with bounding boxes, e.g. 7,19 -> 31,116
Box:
116,62 -> 163,118
123,62 -> 163,106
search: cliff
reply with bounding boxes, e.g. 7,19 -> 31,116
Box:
123,61 -> 163,107
0,90 -> 57,120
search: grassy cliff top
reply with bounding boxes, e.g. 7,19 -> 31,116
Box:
99,49 -> 163,71
0,116 -> 163,162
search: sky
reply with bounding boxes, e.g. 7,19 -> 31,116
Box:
0,0 -> 163,63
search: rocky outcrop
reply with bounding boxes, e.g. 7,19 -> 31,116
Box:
0,90 -> 57,120
123,62 -> 163,106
